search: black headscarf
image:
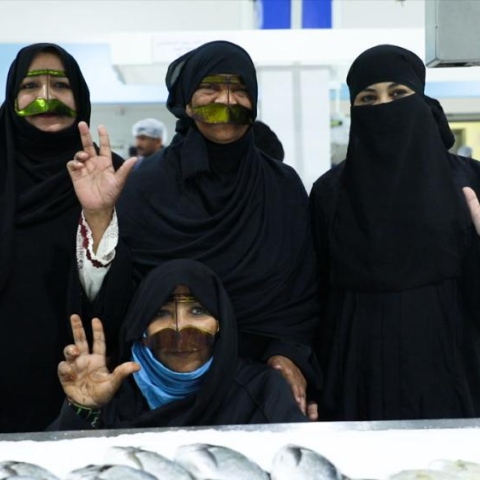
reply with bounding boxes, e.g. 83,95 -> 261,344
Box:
0,43 -> 90,290
114,259 -> 238,427
166,40 -> 258,137
330,44 -> 469,291
117,40 -> 319,384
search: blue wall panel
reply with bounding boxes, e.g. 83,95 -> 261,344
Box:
258,0 -> 291,29
302,0 -> 332,29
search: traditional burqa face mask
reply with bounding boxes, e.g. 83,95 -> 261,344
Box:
143,293 -> 219,360
188,74 -> 252,125
15,69 -> 77,118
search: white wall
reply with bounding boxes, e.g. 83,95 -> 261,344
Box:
333,0 -> 424,29
0,1 -> 256,43
2,0 -> 480,188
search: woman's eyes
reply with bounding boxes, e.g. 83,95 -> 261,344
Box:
191,305 -> 209,316
357,93 -> 376,104
19,81 -> 37,90
154,305 -> 209,317
198,84 -> 217,93
197,84 -> 248,97
391,88 -> 409,98
53,81 -> 71,89
19,79 -> 71,90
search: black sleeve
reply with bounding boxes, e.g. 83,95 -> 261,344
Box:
261,338 -> 322,393
233,363 -> 310,424
309,171 -> 341,378
46,400 -> 100,431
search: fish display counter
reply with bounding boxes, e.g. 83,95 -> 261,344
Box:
0,418 -> 480,479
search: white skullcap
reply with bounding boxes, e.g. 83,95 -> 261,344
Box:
132,118 -> 167,141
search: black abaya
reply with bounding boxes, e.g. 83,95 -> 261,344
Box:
105,41 -> 321,390
50,259 -> 308,430
0,43 -> 123,432
309,44 -> 480,421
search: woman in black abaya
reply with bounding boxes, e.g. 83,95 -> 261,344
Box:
68,40 -> 321,420
310,44 -> 480,421
51,259 -> 308,430
0,43 -> 125,432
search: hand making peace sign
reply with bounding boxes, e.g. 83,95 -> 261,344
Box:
67,121 -> 137,249
58,314 -> 140,410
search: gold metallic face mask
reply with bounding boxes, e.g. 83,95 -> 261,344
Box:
143,327 -> 216,354
189,74 -> 252,125
15,69 -> 77,118
143,293 -> 219,356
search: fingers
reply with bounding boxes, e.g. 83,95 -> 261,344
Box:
70,314 -> 89,354
113,361 -> 141,385
463,186 -> 478,209
91,318 -> 106,357
66,152 -> 89,175
78,121 -> 97,157
58,360 -> 78,383
307,400 -> 319,421
268,355 -> 307,415
97,124 -> 112,158
115,157 -> 138,186
463,186 -> 480,236
63,344 -> 80,362
293,386 -> 307,416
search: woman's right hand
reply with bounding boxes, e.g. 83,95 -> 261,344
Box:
67,122 -> 137,214
58,314 -> 140,409
67,122 -> 137,249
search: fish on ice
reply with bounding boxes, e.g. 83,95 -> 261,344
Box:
175,443 -> 270,480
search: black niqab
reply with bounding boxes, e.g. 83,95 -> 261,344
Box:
331,44 -> 468,291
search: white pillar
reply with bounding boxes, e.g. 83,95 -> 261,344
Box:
257,65 -> 331,194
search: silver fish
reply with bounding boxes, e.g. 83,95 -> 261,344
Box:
65,464 -> 158,480
429,459 -> 480,479
105,446 -> 193,480
270,444 -> 346,480
0,461 -> 59,480
3,477 -> 52,480
388,470 -> 458,480
174,443 -> 270,480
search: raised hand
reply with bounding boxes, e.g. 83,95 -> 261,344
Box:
67,122 -> 137,249
267,355 -> 318,421
68,121 -> 136,213
463,187 -> 480,236
58,314 -> 140,409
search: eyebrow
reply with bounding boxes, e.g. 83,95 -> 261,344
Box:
361,82 -> 404,93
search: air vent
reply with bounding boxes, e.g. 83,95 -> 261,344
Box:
425,0 -> 480,68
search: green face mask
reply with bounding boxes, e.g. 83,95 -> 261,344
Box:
189,74 -> 253,125
15,69 -> 77,118
189,103 -> 252,124
15,98 -> 77,117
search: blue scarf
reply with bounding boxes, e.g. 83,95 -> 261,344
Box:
131,342 -> 212,409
